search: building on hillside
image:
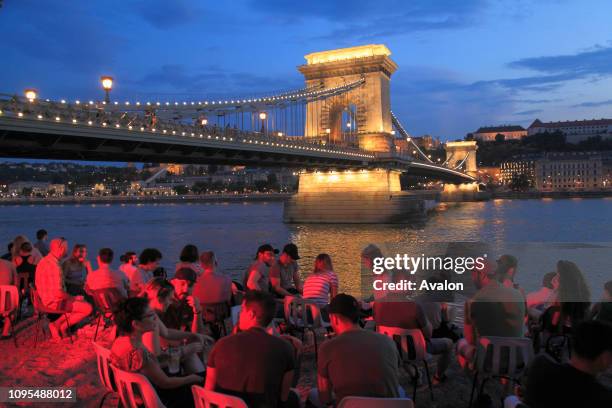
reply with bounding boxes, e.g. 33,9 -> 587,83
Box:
528,118 -> 612,144
499,154 -> 540,186
473,125 -> 527,142
7,181 -> 65,196
535,151 -> 605,191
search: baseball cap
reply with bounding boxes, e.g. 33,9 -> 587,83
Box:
174,267 -> 197,283
282,243 -> 300,260
328,293 -> 360,323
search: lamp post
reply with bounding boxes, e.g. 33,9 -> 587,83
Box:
259,112 -> 267,135
24,89 -> 38,102
100,76 -> 113,104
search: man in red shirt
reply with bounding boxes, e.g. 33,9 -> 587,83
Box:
35,238 -> 92,339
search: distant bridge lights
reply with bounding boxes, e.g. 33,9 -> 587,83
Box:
24,89 -> 38,102
100,76 -> 113,103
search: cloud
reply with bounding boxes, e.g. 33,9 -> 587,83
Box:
509,45 -> 612,77
131,0 -> 201,29
513,98 -> 561,104
513,109 -> 543,115
125,64 -> 301,99
571,99 -> 612,108
249,0 -> 486,39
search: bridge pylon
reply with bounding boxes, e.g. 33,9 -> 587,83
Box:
298,44 -> 397,153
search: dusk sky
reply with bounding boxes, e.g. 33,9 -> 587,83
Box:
2,0 -> 612,140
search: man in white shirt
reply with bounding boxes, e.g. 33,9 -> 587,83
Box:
85,248 -> 129,298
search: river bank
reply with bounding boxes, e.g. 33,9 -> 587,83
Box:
0,192 -> 292,206
491,190 -> 612,199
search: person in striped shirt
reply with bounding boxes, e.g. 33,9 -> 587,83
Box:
303,254 -> 338,307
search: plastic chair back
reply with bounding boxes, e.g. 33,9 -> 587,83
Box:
29,283 -> 66,314
503,395 -> 530,408
475,336 -> 533,378
111,364 -> 166,408
91,287 -> 125,314
93,342 -> 116,393
0,285 -> 19,315
337,396 -> 414,408
230,305 -> 241,327
283,296 -> 315,329
192,385 -> 248,408
377,326 -> 428,361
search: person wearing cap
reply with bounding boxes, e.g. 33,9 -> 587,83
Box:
457,260 -> 526,368
244,244 -> 277,292
269,243 -> 302,297
309,293 -> 404,407
205,290 -> 299,408
163,267 -> 206,335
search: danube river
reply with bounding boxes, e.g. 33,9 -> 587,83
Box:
1,198 -> 611,301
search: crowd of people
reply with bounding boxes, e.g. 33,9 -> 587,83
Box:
0,231 -> 611,408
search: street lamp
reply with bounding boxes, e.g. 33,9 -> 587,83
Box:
201,118 -> 208,126
100,76 -> 113,103
259,112 -> 267,134
24,89 -> 38,101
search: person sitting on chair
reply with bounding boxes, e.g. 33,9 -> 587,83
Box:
34,238 -> 93,339
205,290 -> 299,408
309,294 -> 405,407
85,248 -> 129,298
110,297 -> 203,408
523,320 -> 612,408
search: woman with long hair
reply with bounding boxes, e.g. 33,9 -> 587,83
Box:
110,297 -> 202,408
175,244 -> 203,276
141,278 -> 209,375
302,253 -> 339,307
556,260 -> 591,328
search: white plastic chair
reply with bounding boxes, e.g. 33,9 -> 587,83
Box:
93,342 -> 117,408
377,326 -> 433,402
469,336 -> 534,408
230,305 -> 241,328
504,395 -> 530,408
111,364 -> 166,408
338,396 -> 414,408
191,385 -> 247,408
0,285 -> 20,347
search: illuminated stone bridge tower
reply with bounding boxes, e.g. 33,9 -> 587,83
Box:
284,45 -> 437,223
298,44 -> 397,153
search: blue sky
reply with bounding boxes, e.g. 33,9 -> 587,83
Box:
1,0 -> 612,140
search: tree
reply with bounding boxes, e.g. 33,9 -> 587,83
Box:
495,133 -> 506,143
173,185 -> 189,195
465,133 -> 474,141
509,173 -> 531,191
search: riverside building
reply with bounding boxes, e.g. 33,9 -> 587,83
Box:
528,118 -> 612,144
535,152 -> 605,191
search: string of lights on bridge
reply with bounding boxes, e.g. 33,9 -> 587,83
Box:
19,77 -> 365,112
1,86 -> 375,160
